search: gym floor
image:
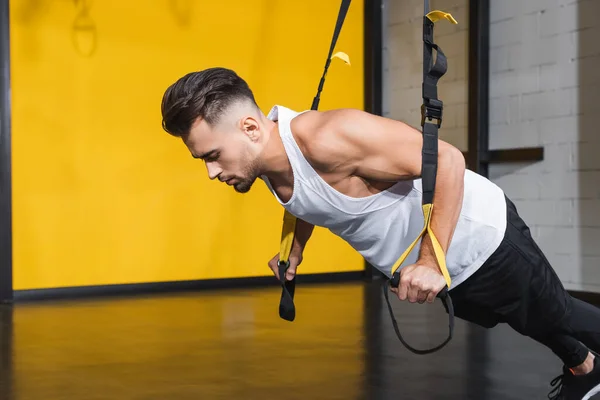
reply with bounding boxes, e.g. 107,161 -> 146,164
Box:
0,279 -> 585,399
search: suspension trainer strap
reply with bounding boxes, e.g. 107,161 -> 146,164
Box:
311,0 -> 352,111
278,0 -> 352,322
385,8 -> 458,354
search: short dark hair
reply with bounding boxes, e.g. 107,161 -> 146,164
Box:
161,67 -> 258,137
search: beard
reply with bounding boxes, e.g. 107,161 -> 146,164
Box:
233,156 -> 261,193
233,177 -> 256,193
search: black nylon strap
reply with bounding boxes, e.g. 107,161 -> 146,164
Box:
278,260 -> 296,321
385,10 -> 455,355
312,0 -> 352,111
420,16 -> 446,205
421,123 -> 438,205
278,0 -> 352,322
421,18 -> 447,126
383,281 -> 454,355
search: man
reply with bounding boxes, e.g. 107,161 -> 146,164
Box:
161,67 -> 600,400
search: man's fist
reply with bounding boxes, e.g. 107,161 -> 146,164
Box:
267,252 -> 303,281
391,263 -> 446,304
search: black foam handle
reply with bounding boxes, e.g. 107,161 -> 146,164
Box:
391,270 -> 448,299
278,260 -> 296,321
391,270 -> 400,287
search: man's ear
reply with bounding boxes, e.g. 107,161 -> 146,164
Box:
242,116 -> 261,142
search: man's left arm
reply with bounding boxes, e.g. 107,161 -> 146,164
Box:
413,145 -> 465,303
323,108 -> 466,303
417,145 -> 465,269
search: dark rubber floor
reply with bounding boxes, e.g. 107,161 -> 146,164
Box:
0,280 -> 590,399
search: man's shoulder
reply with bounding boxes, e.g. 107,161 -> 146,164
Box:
288,108 -> 365,171
290,107 -> 367,144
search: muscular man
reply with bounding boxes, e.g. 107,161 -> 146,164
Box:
160,67 -> 600,400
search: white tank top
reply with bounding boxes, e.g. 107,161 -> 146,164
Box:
262,105 -> 507,289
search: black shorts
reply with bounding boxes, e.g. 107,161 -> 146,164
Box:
448,195 -> 572,337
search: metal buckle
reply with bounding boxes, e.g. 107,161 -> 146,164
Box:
421,99 -> 443,128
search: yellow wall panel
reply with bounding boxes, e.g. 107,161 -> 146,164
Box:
10,0 -> 365,290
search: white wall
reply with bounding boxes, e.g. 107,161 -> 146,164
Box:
383,0 -> 600,292
489,0 -> 600,292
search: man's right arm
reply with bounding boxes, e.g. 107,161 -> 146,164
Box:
269,217 -> 314,281
291,218 -> 315,257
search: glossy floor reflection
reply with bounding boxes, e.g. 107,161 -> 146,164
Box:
0,280 -> 585,399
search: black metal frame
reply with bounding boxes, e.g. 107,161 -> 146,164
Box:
467,0 -> 490,176
364,0 -> 383,117
0,0 -> 12,304
363,0 -> 384,280
362,1 -> 384,394
467,0 -> 544,177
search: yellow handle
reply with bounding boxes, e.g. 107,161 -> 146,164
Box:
390,203 -> 452,288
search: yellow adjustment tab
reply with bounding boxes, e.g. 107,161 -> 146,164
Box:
426,10 -> 458,24
279,210 -> 297,263
389,204 -> 453,288
390,223 -> 427,276
331,51 -> 351,65
423,204 -> 452,288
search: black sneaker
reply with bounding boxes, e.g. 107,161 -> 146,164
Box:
548,354 -> 600,399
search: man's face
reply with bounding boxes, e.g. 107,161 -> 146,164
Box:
183,116 -> 262,193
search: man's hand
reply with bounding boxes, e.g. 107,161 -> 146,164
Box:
267,218 -> 313,282
391,262 -> 447,304
268,252 -> 303,282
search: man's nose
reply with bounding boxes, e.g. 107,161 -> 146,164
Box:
206,163 -> 222,180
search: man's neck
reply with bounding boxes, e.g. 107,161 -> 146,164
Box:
259,121 -> 293,184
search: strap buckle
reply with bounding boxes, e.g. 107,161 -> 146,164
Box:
421,98 -> 443,128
